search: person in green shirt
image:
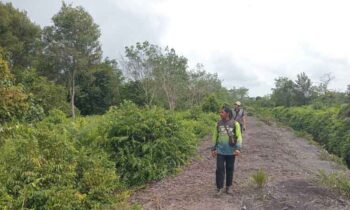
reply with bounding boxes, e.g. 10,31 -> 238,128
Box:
211,106 -> 243,196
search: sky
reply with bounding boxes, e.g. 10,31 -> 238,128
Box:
4,0 -> 350,96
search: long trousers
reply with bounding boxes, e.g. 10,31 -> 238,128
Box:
216,154 -> 236,189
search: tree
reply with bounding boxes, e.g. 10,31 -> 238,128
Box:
75,59 -> 123,115
318,72 -> 335,95
0,48 -> 29,123
271,77 -> 295,107
123,41 -> 159,106
229,86 -> 249,103
0,2 -> 41,72
293,72 -> 313,105
41,3 -> 102,117
17,69 -> 70,114
120,81 -> 147,106
123,42 -> 190,110
154,47 -> 189,110
201,94 -> 220,113
187,64 -> 223,107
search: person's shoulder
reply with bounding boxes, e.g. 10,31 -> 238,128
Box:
232,120 -> 240,126
218,118 -> 225,123
229,119 -> 236,126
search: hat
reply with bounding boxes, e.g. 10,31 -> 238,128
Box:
234,101 -> 241,106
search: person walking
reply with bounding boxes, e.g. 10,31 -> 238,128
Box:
211,106 -> 243,196
232,101 -> 246,133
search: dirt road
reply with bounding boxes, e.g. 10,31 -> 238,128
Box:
131,116 -> 350,210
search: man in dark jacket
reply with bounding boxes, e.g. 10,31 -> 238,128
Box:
232,101 -> 246,133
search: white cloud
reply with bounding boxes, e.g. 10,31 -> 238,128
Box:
5,0 -> 350,96
156,0 -> 350,96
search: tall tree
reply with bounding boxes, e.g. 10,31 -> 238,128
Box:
271,77 -> 295,107
41,3 -> 102,117
0,48 -> 29,123
187,64 -> 223,107
318,72 -> 335,95
294,72 -> 313,105
120,80 -> 147,106
229,86 -> 249,103
154,47 -> 189,110
123,41 -> 159,106
75,59 -> 123,115
0,2 -> 41,72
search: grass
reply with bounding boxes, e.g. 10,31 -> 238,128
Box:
294,130 -> 319,146
251,169 -> 268,188
319,150 -> 347,169
316,170 -> 350,198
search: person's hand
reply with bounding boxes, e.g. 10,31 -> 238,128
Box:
234,150 -> 241,156
211,150 -> 217,157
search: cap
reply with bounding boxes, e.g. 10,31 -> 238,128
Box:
234,101 -> 241,106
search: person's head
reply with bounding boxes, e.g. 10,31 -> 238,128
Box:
220,106 -> 233,120
234,101 -> 241,109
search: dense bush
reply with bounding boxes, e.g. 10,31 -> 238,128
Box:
0,114 -> 121,209
252,105 -> 350,162
101,102 -> 200,185
202,94 -> 220,113
0,102 -> 217,208
177,107 -> 218,138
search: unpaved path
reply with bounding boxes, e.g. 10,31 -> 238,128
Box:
131,116 -> 350,210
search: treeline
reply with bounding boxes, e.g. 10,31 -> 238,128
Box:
253,72 -> 349,108
0,2 -> 249,124
250,72 -> 350,165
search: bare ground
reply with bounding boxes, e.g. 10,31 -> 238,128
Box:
130,116 -> 350,210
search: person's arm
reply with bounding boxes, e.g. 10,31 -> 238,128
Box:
242,110 -> 247,131
211,123 -> 219,157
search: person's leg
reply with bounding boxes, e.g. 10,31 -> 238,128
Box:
225,155 -> 236,188
216,154 -> 225,189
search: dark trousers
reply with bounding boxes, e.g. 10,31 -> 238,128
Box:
216,154 -> 235,189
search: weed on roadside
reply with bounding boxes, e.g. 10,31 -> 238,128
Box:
251,169 -> 268,188
316,170 -> 350,198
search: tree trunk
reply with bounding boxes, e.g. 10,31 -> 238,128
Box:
70,70 -> 76,118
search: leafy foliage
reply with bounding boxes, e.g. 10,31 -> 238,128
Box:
202,94 -> 220,113
0,102 -> 217,208
0,2 -> 41,71
102,102 -> 198,185
75,59 -> 123,115
252,105 -> 350,164
41,3 -> 102,117
0,111 -> 122,209
17,68 -> 70,115
0,48 -> 30,123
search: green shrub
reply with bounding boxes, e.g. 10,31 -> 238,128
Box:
202,94 -> 220,113
0,118 -> 122,209
339,104 -> 350,119
102,102 -> 198,186
251,105 -> 350,163
0,101 -> 217,208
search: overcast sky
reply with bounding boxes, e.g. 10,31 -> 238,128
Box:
4,0 -> 350,96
